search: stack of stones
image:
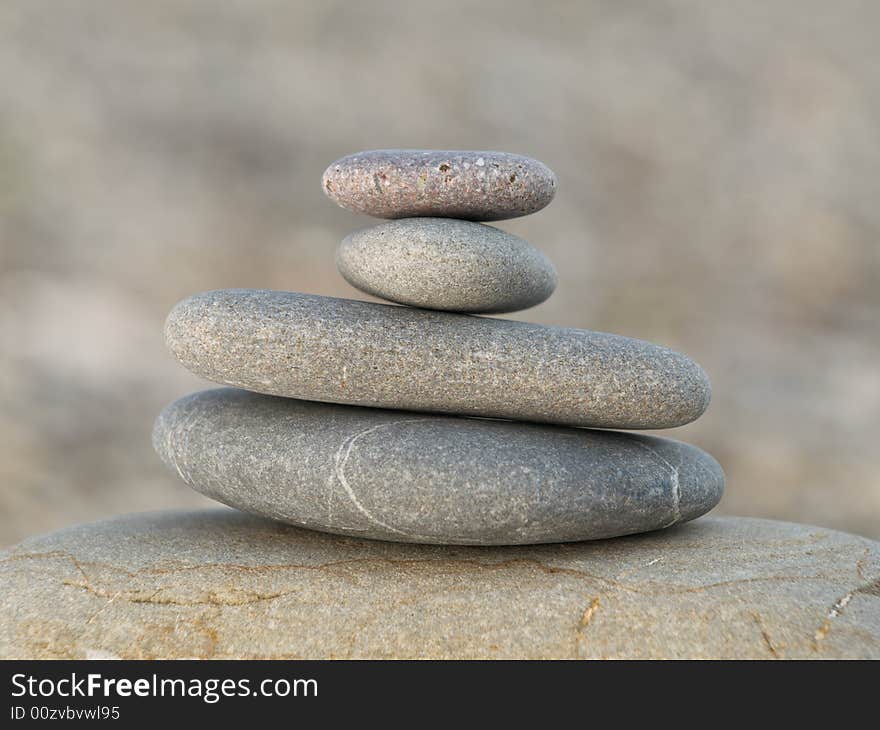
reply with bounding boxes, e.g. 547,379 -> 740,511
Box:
3,150 -> 880,660
153,149 -> 725,545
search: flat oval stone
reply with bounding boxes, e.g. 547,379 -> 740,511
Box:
2,510 -> 877,659
337,218 -> 558,313
152,389 -> 724,545
164,289 -> 711,430
322,150 -> 557,221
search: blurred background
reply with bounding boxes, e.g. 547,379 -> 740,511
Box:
1,0 -> 878,546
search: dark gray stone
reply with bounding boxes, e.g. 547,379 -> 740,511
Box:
152,388 -> 724,545
337,218 -> 557,313
2,510 -> 877,659
322,149 -> 556,221
164,289 -> 711,430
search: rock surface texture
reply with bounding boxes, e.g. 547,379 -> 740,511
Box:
164,289 -> 711,430
153,389 -> 724,545
337,218 -> 557,313
1,510 -> 877,659
322,149 -> 557,221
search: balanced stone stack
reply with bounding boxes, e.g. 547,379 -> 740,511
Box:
3,151 -> 880,660
152,149 -> 724,545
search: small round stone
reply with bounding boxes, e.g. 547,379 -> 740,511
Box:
2,510 -> 877,659
152,389 -> 724,545
164,289 -> 711,430
337,218 -> 557,313
322,150 -> 557,221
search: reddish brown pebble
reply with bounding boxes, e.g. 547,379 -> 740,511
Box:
322,149 -> 557,221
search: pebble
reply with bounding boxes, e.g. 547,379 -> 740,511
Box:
322,149 -> 556,221
337,218 -> 557,313
2,510 -> 876,659
152,389 -> 724,545
164,289 -> 711,430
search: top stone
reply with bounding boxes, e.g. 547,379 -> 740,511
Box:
322,150 -> 557,221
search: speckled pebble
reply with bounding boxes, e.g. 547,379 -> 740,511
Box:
322,149 -> 557,221
2,511 -> 878,659
337,218 -> 557,313
164,289 -> 711,430
152,389 -> 724,545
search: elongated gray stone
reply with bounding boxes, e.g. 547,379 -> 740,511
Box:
337,218 -> 557,313
322,149 -> 556,221
152,388 -> 723,545
2,510 -> 877,659
164,289 -> 711,429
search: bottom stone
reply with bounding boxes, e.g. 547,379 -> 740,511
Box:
1,510 -> 877,659
153,389 -> 724,545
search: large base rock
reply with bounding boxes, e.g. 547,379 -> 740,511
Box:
1,510 -> 877,659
